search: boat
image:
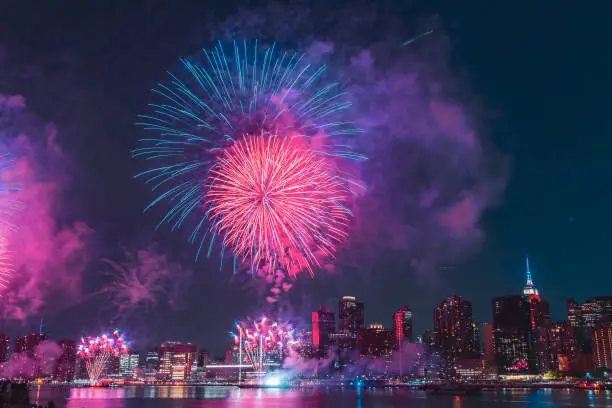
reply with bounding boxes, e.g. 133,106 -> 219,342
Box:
575,379 -> 602,390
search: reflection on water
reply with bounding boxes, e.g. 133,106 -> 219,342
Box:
25,386 -> 612,408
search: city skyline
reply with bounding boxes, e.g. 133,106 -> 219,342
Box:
2,258 -> 606,358
0,1 -> 608,360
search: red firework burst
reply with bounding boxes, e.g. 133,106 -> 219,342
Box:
205,133 -> 350,277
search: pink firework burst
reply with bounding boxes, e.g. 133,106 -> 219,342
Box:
77,329 -> 128,384
206,132 -> 351,278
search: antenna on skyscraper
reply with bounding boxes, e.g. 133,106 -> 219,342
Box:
39,317 -> 44,335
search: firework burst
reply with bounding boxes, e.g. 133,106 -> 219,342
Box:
77,329 -> 128,385
206,132 -> 350,277
134,40 -> 364,278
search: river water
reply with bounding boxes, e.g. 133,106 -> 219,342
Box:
29,386 -> 612,407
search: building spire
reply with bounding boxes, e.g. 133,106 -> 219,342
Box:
525,255 -> 533,286
523,255 -> 539,299
39,317 -> 44,335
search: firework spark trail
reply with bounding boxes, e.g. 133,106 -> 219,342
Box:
99,247 -> 191,324
0,236 -> 13,290
233,317 -> 299,372
134,41 -> 364,280
77,329 -> 128,384
206,132 -> 350,277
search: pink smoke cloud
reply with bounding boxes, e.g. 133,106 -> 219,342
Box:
0,95 -> 93,319
0,340 -> 62,378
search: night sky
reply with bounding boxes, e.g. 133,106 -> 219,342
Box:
0,0 -> 611,356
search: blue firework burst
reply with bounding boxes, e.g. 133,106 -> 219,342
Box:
134,40 -> 364,268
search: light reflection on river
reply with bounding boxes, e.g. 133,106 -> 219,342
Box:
28,385 -> 612,408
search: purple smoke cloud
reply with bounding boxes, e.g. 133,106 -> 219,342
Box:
0,95 -> 93,319
341,46 -> 508,271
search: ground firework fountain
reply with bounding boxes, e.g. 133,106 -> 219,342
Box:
77,329 -> 128,385
233,317 -> 298,376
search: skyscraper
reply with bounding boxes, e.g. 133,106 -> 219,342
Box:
567,298 -> 582,327
433,295 -> 475,359
537,323 -> 577,373
492,295 -> 536,373
312,306 -> 335,357
393,306 -> 413,348
592,322 -> 612,369
523,256 -> 550,330
357,323 -> 395,357
338,296 -> 364,336
0,334 -> 9,362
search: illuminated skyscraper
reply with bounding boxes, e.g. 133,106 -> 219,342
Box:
312,306 -> 335,357
523,257 -> 550,330
338,296 -> 364,336
433,295 -> 475,359
567,298 -> 582,327
357,323 -> 395,357
492,295 -> 536,373
120,353 -> 139,377
592,322 -> 612,369
393,306 -> 413,348
158,342 -> 197,381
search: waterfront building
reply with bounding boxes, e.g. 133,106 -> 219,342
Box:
120,353 -> 139,377
433,295 -> 476,360
157,342 -> 197,381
